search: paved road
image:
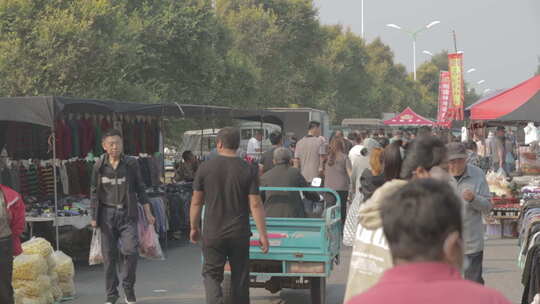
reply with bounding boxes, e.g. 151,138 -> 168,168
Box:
72,237 -> 522,304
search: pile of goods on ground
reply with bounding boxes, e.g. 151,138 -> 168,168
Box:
12,238 -> 75,304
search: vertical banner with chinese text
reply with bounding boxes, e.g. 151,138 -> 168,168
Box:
448,53 -> 464,121
437,71 -> 451,128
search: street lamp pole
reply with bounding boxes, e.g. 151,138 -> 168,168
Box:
361,0 -> 364,39
412,39 -> 417,80
386,20 -> 440,81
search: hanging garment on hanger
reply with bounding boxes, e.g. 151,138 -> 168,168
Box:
525,123 -> 539,145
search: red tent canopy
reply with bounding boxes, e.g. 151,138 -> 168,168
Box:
468,75 -> 540,121
383,107 -> 434,126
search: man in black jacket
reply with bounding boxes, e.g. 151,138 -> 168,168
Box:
90,129 -> 155,304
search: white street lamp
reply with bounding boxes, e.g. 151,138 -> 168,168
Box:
361,0 -> 365,39
422,50 -> 434,57
386,20 -> 441,80
477,80 -> 486,85
466,68 -> 476,74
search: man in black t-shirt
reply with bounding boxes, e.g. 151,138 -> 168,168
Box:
190,127 -> 269,304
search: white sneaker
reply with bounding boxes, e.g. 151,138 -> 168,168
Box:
125,298 -> 136,304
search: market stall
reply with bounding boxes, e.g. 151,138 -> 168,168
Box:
0,97 -> 280,254
383,107 -> 435,126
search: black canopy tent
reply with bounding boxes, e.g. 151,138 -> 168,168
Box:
0,96 -> 282,249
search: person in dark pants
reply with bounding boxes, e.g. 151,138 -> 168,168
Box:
90,129 -> 155,304
190,127 -> 269,304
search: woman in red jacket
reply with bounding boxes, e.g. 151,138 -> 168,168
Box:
0,184 -> 26,304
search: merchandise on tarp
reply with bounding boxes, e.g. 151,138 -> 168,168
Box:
383,107 -> 435,126
467,75 -> 540,122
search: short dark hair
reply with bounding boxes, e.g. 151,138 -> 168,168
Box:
182,150 -> 194,161
381,178 -> 463,262
347,132 -> 357,141
465,140 -> 477,151
308,121 -> 320,130
269,131 -> 282,145
217,127 -> 240,150
417,126 -> 432,138
102,129 -> 122,142
400,136 -> 447,179
383,142 -> 403,181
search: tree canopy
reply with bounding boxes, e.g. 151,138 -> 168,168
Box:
0,0 -> 478,125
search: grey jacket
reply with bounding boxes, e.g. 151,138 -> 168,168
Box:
455,165 -> 492,254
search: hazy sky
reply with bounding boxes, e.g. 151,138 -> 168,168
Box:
314,0 -> 540,93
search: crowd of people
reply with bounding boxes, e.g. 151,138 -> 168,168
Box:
0,121 -> 518,304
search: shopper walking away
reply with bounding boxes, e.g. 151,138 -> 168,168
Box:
359,148 -> 384,202
259,131 -> 283,175
348,131 -> 367,166
447,142 -> 492,284
349,138 -> 380,200
294,121 -> 326,183
90,129 -> 156,304
0,184 -> 25,304
347,179 -> 511,304
344,136 -> 450,303
190,127 -> 269,304
324,138 -> 352,226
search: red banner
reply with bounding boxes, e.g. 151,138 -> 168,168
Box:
437,71 -> 451,127
448,53 -> 464,121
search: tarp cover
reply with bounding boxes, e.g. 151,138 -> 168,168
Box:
383,107 -> 434,126
0,96 -> 280,128
467,75 -> 540,121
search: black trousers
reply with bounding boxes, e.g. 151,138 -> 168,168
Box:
100,207 -> 139,301
202,237 -> 250,304
464,251 -> 484,284
337,191 -> 348,229
0,237 -> 14,304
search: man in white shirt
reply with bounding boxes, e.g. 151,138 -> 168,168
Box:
349,131 -> 368,166
247,130 -> 263,160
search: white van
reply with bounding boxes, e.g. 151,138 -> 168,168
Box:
180,122 -> 281,158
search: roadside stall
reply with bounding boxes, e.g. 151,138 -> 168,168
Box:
382,107 -> 435,127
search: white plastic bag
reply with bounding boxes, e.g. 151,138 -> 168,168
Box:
343,192 -> 363,246
139,224 -> 164,260
88,228 -> 103,265
52,250 -> 75,281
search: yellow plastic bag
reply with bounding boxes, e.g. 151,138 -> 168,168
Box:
13,254 -> 47,280
12,275 -> 50,297
52,251 -> 74,281
21,238 -> 53,258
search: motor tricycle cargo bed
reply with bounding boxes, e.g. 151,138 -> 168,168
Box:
245,217 -> 340,277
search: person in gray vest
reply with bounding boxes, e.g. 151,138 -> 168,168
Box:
90,129 -> 155,304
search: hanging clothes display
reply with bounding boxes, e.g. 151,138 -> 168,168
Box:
519,180 -> 540,304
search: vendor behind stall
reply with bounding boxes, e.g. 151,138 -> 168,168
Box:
0,184 -> 25,304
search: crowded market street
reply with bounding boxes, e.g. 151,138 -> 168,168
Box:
71,238 -> 523,304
